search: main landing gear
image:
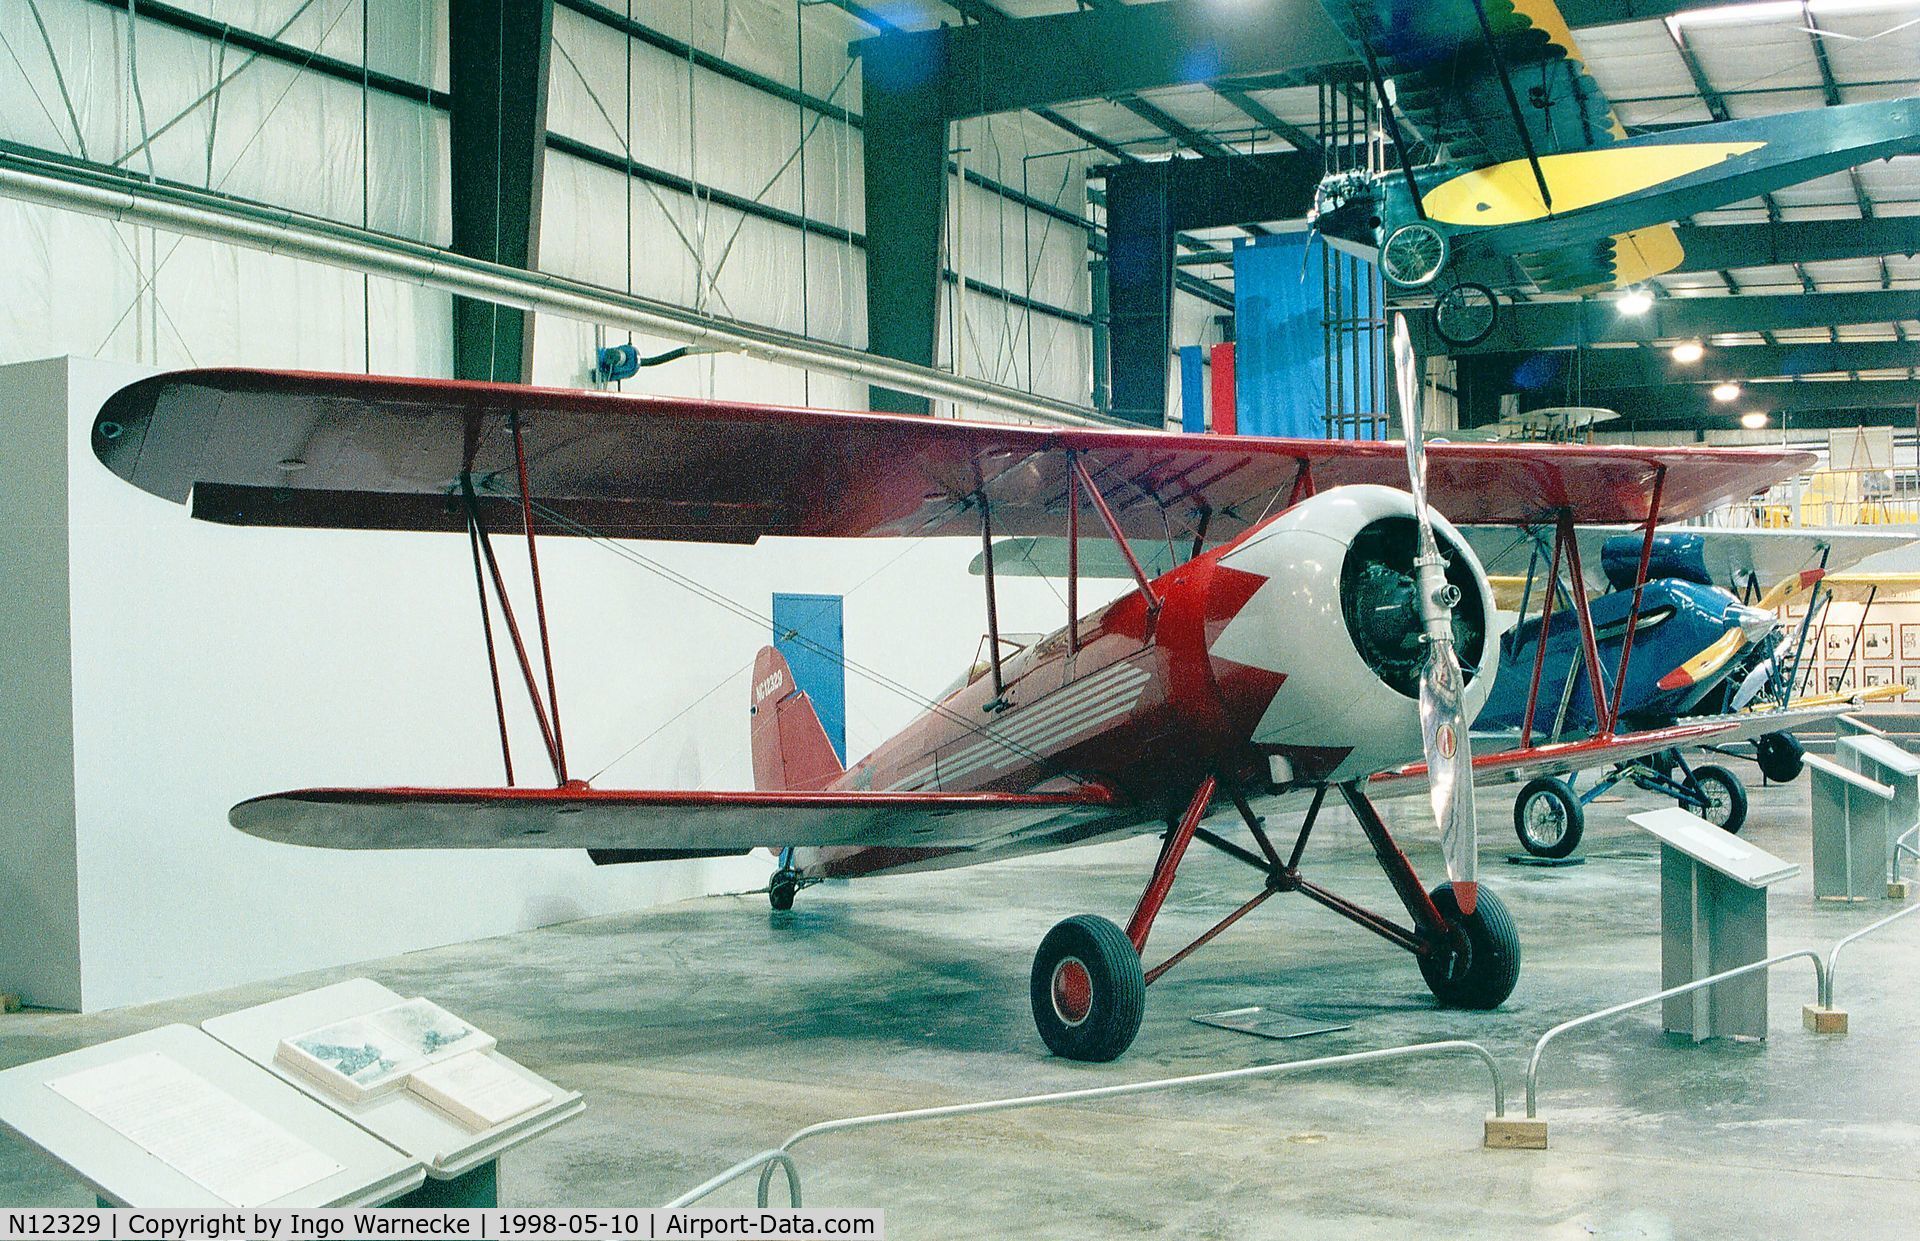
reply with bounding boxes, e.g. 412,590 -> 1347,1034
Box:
1513,749 -> 1749,858
1029,776 -> 1521,1061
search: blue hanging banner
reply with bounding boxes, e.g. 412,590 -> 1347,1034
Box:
1178,345 -> 1206,433
1232,234 -> 1325,438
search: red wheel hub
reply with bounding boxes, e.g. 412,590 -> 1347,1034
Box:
1051,957 -> 1093,1026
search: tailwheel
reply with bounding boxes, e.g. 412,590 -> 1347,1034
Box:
1756,732 -> 1805,783
1418,883 -> 1521,1009
1030,914 -> 1145,1062
1688,764 -> 1748,834
1513,776 -> 1584,859
768,867 -> 800,912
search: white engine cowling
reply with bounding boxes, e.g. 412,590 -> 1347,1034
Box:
1207,484 -> 1496,786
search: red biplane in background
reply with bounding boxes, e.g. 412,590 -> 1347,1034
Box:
93,321 -> 1814,1061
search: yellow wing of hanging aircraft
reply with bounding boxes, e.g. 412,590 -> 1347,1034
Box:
1309,0 -> 1920,345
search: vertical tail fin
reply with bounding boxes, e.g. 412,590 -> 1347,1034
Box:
750,646 -> 845,792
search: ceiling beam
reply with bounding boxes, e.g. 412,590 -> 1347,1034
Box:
1550,379 -> 1920,421
1470,340 -> 1920,390
1422,290 -> 1920,355
1605,406 -> 1920,434
851,0 -> 1757,121
1671,218 -> 1920,271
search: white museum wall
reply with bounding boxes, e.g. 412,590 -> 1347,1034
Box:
7,354 -> 1118,1012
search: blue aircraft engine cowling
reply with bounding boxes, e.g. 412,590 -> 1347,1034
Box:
1479,578 -> 1769,737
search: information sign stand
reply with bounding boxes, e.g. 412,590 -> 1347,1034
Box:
0,1025 -> 422,1207
1835,732 -> 1920,896
1808,752 -> 1897,903
203,979 -> 583,1207
1631,809 -> 1799,1042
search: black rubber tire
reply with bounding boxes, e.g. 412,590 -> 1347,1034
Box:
1030,914 -> 1146,1062
1689,764 -> 1749,834
1755,732 -> 1806,784
1419,883 -> 1521,1010
1513,776 -> 1584,859
768,869 -> 798,912
1433,282 -> 1499,349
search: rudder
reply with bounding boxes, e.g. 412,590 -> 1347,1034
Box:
750,646 -> 845,792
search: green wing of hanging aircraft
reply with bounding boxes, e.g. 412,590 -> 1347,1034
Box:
1312,0 -> 1920,305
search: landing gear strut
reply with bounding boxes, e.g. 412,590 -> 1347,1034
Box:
768,847 -> 806,912
1511,750 -> 1749,859
1028,777 -> 1520,1061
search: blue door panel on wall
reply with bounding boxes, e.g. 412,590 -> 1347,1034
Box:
772,593 -> 847,763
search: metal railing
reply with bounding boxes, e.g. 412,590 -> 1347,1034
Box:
1823,898 -> 1920,1008
1524,949 -> 1829,1117
665,1040 -> 1505,1209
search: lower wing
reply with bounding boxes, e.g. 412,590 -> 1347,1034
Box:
231,784 -> 1126,853
1372,701 -> 1855,796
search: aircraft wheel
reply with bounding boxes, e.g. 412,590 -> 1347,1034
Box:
1419,883 -> 1521,1010
768,868 -> 800,912
1433,282 -> 1498,349
1689,764 -> 1748,834
1513,776 -> 1584,859
1030,915 -> 1145,1062
1756,732 -> 1805,783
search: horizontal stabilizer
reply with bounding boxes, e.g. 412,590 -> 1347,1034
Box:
231,784 -> 1123,852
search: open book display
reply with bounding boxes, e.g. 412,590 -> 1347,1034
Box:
275,999 -> 548,1130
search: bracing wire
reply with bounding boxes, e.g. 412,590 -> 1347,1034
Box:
517,497 -> 1072,779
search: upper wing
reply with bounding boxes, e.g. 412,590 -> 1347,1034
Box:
1461,525 -> 1913,592
95,370 -> 1812,545
1325,0 -> 1624,167
230,784 -> 1127,852
1371,703 -> 1856,796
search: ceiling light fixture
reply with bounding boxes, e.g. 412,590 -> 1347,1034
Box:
1671,341 -> 1705,363
1741,411 -> 1770,430
1713,382 -> 1742,402
1617,287 -> 1654,315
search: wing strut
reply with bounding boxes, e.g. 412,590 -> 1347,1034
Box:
1468,0 -> 1556,212
1518,518 -> 1566,749
464,496 -> 516,785
1348,4 -> 1430,222
1072,455 -> 1162,613
977,490 -> 1008,707
1602,466 -> 1668,736
510,413 -> 569,783
1066,451 -> 1080,658
460,471 -> 570,786
1557,509 -> 1614,734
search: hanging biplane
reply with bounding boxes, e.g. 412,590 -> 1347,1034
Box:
1307,0 -> 1920,345
91,320 -> 1819,1061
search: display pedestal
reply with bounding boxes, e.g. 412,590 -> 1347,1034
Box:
1632,809 -> 1798,1042
1835,730 -> 1920,892
203,978 -> 583,1199
390,1160 -> 498,1207
0,1025 -> 423,1207
1808,752 -> 1896,903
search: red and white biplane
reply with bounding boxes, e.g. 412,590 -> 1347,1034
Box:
92,323 -> 1815,1060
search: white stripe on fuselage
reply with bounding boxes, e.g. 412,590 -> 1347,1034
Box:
885,662 -> 1151,791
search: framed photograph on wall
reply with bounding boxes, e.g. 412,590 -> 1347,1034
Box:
1902,625 -> 1920,661
1863,624 -> 1894,661
1863,665 -> 1893,688
1903,666 -> 1920,697
1827,671 -> 1856,695
1823,627 -> 1851,660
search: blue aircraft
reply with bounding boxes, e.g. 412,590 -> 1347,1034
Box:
1481,531 -> 1808,860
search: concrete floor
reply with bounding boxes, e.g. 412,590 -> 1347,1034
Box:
5,774 -> 1919,1238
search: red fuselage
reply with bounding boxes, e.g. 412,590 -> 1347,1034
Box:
796,484 -> 1498,880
